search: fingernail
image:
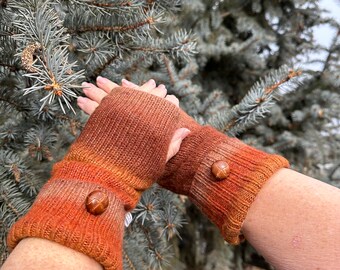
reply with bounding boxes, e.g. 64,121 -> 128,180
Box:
148,79 -> 155,85
122,79 -> 134,86
97,76 -> 109,85
81,82 -> 90,87
77,96 -> 86,104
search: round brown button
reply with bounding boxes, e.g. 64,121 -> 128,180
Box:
211,160 -> 230,181
86,190 -> 109,215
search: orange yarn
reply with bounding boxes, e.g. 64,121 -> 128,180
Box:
7,87 -> 180,270
159,112 -> 289,244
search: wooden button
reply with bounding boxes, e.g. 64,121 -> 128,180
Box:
211,160 -> 230,181
86,190 -> 109,215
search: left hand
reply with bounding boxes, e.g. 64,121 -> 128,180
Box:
78,77 -> 190,162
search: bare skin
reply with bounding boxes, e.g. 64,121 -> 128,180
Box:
243,168 -> 340,269
2,78 -> 340,269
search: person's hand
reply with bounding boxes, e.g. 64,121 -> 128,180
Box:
78,77 -> 190,162
7,78 -> 189,270
154,95 -> 290,245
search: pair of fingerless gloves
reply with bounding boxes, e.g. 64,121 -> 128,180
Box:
7,87 -> 289,269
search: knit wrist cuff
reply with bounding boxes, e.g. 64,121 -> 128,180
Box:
7,178 -> 126,270
189,137 -> 289,244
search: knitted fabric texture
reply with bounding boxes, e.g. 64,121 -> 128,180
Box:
159,110 -> 289,244
7,87 -> 180,270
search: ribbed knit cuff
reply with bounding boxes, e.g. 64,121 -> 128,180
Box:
7,178 -> 126,270
189,137 -> 289,244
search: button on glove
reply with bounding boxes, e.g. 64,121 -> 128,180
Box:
8,87 -> 180,270
158,110 -> 289,244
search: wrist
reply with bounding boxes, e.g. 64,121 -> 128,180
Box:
51,160 -> 143,210
7,172 -> 127,270
160,124 -> 289,244
189,137 -> 289,244
161,126 -> 226,195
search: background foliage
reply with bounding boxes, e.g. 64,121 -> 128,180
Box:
0,0 -> 339,269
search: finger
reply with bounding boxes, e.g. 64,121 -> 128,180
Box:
165,95 -> 179,107
82,82 -> 108,104
166,128 -> 191,162
139,79 -> 156,92
96,76 -> 119,93
77,96 -> 99,115
149,84 -> 167,98
121,79 -> 142,91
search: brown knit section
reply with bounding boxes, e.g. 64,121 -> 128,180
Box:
159,121 -> 289,245
7,87 -> 181,269
7,180 -> 126,270
51,160 -> 141,210
66,87 -> 180,184
190,138 -> 289,244
160,126 -> 226,195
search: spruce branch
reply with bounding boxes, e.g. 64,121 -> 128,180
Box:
0,178 -> 32,226
209,66 -> 306,136
67,17 -> 157,34
0,150 -> 26,183
133,188 -> 162,225
126,30 -> 197,61
160,203 -> 185,241
322,29 -> 339,73
124,250 -> 137,270
62,0 -> 142,13
11,1 -> 85,114
0,86 -> 30,115
22,45 -> 85,114
66,6 -> 163,34
91,54 -> 118,78
24,124 -> 58,161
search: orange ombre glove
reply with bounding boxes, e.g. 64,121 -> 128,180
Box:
159,110 -> 289,244
7,87 -> 180,270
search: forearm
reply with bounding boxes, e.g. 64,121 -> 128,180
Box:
2,238 -> 102,270
5,171 -> 127,270
242,168 -> 340,269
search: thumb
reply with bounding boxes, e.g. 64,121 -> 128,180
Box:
166,128 -> 191,162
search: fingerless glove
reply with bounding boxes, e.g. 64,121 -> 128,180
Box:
7,87 -> 180,269
159,111 -> 289,244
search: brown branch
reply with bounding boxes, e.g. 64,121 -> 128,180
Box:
123,57 -> 143,81
221,69 -> 303,133
221,119 -> 237,133
128,47 -> 167,53
139,224 -> 155,249
264,69 -> 302,94
123,250 -> 136,270
200,91 -> 223,116
0,193 -> 20,218
162,56 -> 176,85
55,114 -> 83,135
67,17 -> 155,34
322,28 -> 340,74
0,63 -> 19,72
89,1 -> 132,7
91,54 -> 118,79
0,95 -> 25,112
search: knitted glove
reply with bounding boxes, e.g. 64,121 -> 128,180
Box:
158,110 -> 289,244
7,87 -> 180,270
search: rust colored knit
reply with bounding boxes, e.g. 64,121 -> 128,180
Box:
159,110 -> 289,244
7,87 -> 180,270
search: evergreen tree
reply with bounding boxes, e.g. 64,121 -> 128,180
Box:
0,0 -> 339,269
